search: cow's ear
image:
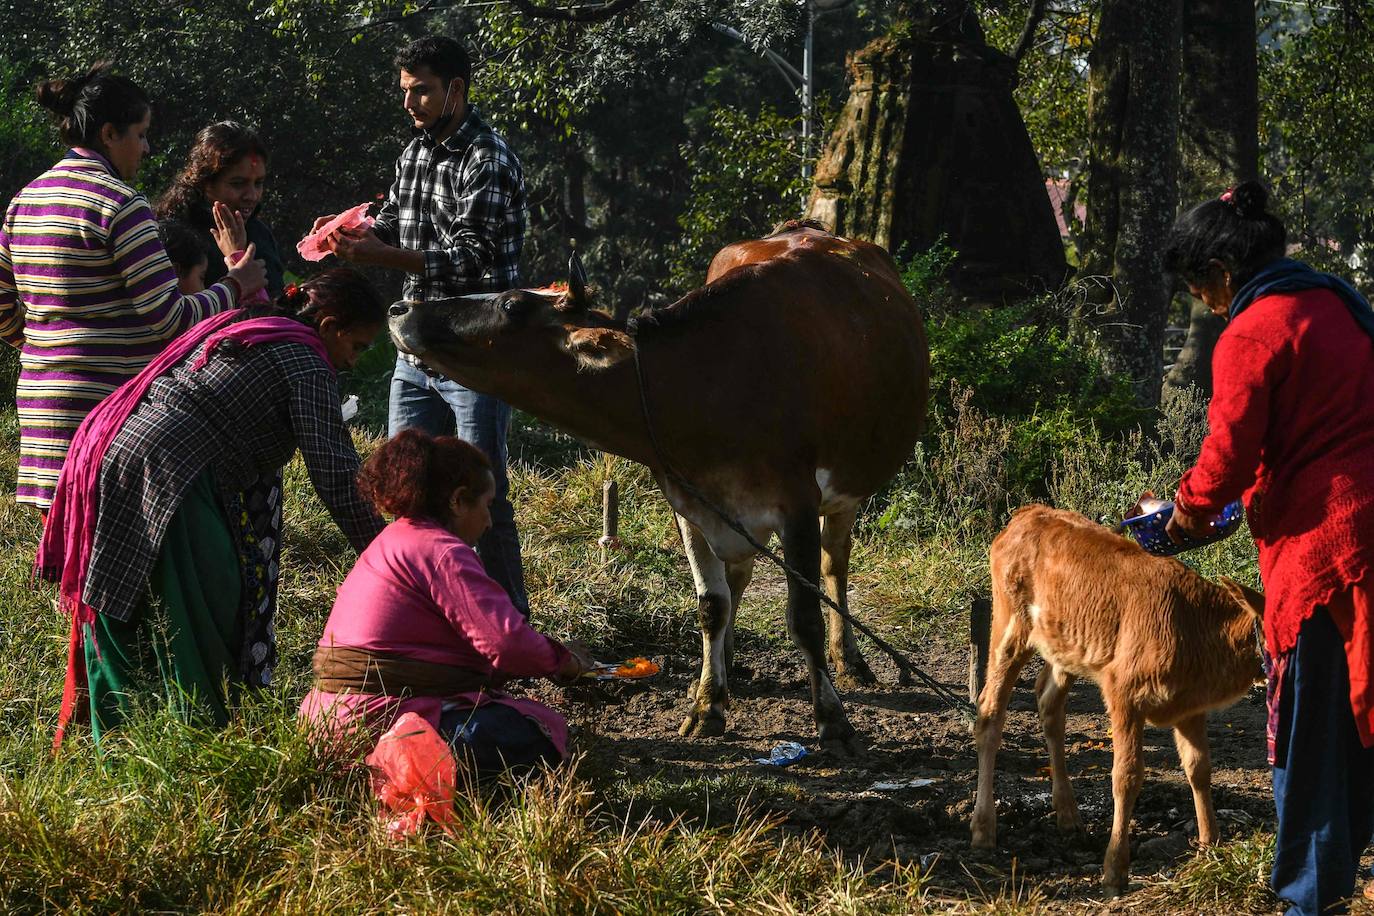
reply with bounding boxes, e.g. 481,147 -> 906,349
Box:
1219,576 -> 1265,619
564,326 -> 635,370
568,250 -> 590,311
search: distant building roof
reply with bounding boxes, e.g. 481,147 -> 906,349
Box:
1046,178 -> 1085,239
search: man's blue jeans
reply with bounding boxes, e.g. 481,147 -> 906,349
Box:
388,357 -> 529,616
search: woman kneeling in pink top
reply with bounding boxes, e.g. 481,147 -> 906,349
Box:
300,429 -> 593,776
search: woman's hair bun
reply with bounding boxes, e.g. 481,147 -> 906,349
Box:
35,77 -> 81,116
1230,180 -> 1269,220
35,62 -> 112,116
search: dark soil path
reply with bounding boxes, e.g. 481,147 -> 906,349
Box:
536,635 -> 1282,913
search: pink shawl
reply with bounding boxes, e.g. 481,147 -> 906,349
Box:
38,312 -> 330,622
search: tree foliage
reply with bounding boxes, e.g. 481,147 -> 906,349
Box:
1261,2 -> 1374,282
671,104 -> 815,289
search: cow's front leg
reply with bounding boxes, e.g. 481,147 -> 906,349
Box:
676,515 -> 731,738
783,510 -> 862,755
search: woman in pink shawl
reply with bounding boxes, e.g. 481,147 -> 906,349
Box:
300,430 -> 592,776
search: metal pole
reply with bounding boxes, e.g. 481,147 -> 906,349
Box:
802,1 -> 814,182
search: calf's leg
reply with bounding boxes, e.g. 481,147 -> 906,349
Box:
1036,663 -> 1083,833
971,589 -> 1032,849
820,507 -> 874,687
782,509 -> 860,754
1102,701 -> 1146,896
676,515 -> 733,738
1173,712 -> 1218,846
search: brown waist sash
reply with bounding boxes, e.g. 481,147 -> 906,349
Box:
312,645 -> 492,697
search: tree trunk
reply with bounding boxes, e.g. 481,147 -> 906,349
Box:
804,19 -> 1067,299
1079,0 -> 1183,410
1163,0 -> 1258,399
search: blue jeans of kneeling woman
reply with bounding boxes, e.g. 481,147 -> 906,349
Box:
389,357 -> 529,616
440,702 -> 558,778
1271,606 -> 1374,915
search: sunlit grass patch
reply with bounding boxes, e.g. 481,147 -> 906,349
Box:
1137,831 -> 1277,915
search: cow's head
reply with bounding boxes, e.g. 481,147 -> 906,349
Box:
388,253 -> 636,373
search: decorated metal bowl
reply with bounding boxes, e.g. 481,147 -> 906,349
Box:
1121,498 -> 1244,557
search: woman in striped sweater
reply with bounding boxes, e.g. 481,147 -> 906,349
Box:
0,63 -> 266,512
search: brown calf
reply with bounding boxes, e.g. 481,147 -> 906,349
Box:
970,505 -> 1263,896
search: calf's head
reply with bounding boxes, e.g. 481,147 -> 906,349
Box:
388,255 -> 636,377
1218,576 -> 1265,620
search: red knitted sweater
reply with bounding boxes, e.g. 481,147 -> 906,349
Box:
1177,288 -> 1374,738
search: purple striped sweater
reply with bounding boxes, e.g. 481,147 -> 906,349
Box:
0,150 -> 234,509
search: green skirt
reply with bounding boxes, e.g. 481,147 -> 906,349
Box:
86,470 -> 243,743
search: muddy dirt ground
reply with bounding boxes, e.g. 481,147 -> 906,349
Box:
532,632 -> 1289,913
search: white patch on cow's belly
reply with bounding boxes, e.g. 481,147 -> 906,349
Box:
815,468 -> 862,515
660,479 -> 779,562
1027,603 -> 1042,624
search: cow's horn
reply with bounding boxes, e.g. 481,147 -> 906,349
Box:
568,250 -> 589,309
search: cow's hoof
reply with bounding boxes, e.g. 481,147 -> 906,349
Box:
970,827 -> 996,850
818,726 -> 865,757
1100,876 -> 1127,899
831,656 -> 877,689
679,710 -> 726,738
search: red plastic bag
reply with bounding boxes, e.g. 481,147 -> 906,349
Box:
365,712 -> 459,839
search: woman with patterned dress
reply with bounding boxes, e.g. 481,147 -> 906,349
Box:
39,269 -> 386,745
1165,182 -> 1374,916
0,63 -> 266,513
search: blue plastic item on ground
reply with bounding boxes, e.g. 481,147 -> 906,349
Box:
1121,498 -> 1244,557
753,741 -> 808,767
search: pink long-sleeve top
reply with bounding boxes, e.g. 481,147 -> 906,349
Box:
299,517 -> 571,754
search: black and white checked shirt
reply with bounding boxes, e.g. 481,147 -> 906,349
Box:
85,337 -> 384,622
372,106 -> 527,368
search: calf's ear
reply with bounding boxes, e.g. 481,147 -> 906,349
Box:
564,326 -> 635,370
1218,576 -> 1265,618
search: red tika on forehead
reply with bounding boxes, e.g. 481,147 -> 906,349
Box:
530,281 -> 568,294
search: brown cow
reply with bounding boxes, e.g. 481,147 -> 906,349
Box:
388,226 -> 929,751
970,504 -> 1263,895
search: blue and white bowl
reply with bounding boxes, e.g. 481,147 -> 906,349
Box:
1121,499 -> 1244,557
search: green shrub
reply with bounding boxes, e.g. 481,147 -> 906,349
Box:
872,244 -> 1149,535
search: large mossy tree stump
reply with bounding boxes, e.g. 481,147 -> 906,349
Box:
805,27 -> 1067,300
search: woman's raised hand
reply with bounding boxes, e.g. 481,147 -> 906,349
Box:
211,201 -> 248,257
225,243 -> 267,300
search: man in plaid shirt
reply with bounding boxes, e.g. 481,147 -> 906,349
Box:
327,35 -> 530,614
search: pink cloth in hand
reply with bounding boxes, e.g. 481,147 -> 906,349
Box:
366,712 -> 459,839
297,202 -> 375,262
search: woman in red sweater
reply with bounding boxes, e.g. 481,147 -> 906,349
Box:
1164,182 -> 1374,916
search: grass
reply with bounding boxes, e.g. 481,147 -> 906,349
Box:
0,382 -> 1283,912
1138,831 -> 1278,915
